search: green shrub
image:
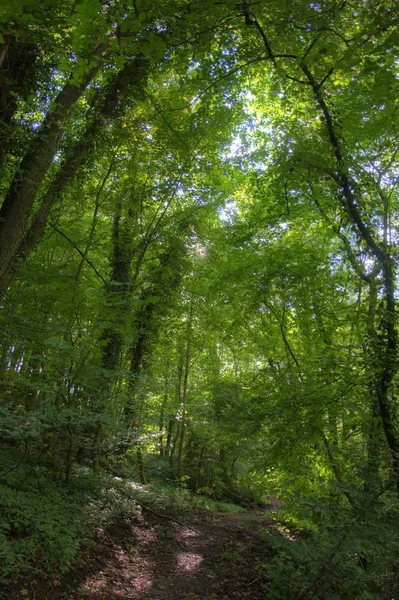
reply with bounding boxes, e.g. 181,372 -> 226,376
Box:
0,463 -> 141,583
0,481 -> 83,581
194,496 -> 246,513
80,475 -> 142,526
265,495 -> 399,600
128,480 -> 193,515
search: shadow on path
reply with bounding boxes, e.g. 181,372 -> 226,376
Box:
6,509 -> 274,600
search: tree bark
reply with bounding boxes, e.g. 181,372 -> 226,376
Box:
177,310 -> 192,482
0,57 -> 149,297
0,44 -> 107,287
0,36 -> 38,168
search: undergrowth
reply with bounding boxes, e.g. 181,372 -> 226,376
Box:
0,458 -> 142,583
0,451 -> 245,584
265,492 -> 399,600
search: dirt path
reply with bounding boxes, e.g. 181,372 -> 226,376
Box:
7,508 -> 274,600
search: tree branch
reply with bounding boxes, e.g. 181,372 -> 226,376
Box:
49,224 -> 107,284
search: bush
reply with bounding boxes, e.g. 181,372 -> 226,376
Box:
0,461 -> 141,583
0,480 -> 83,582
265,494 -> 399,600
79,473 -> 142,526
127,480 -> 193,515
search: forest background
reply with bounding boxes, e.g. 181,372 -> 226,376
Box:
1,1 -> 399,598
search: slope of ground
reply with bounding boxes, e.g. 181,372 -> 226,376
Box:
5,508 -> 275,600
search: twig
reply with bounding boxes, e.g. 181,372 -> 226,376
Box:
49,223 -> 107,283
247,576 -> 261,586
141,504 -> 200,533
0,446 -> 28,478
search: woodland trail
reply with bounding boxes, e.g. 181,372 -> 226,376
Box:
8,508 -> 276,600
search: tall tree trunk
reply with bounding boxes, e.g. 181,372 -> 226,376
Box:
170,341 -> 184,477
100,205 -> 138,371
300,63 -> 399,494
177,308 -> 192,482
252,10 -> 399,498
165,418 -> 175,458
0,36 -> 38,168
0,44 -> 107,287
0,58 -> 147,297
82,203 -> 138,462
159,366 -> 170,456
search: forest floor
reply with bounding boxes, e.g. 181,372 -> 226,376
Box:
6,507 -> 277,600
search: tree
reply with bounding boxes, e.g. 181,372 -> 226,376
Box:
1,3 -> 399,596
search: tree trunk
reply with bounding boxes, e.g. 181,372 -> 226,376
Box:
0,58 -> 147,297
177,308 -> 192,482
165,418 -> 175,457
251,15 -> 399,498
0,44 -> 107,287
159,368 -> 170,456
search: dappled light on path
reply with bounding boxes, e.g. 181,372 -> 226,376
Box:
83,545 -> 154,597
11,510 -> 272,599
176,552 -> 204,572
132,525 -> 158,544
175,526 -> 200,540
